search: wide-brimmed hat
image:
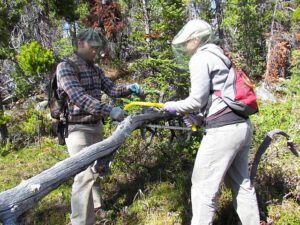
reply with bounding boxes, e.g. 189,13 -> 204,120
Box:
172,19 -> 213,45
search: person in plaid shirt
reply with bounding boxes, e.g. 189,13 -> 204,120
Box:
56,28 -> 142,225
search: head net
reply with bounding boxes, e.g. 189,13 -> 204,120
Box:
172,19 -> 215,68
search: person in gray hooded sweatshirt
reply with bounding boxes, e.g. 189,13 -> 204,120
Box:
164,19 -> 260,225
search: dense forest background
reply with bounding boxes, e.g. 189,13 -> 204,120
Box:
0,0 -> 299,224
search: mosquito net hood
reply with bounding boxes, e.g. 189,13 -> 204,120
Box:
172,19 -> 214,68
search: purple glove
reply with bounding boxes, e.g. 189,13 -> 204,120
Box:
183,114 -> 204,128
164,101 -> 178,114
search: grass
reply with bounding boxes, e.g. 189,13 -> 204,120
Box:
0,70 -> 299,224
0,137 -> 71,225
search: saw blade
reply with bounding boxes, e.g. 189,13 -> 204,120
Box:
145,124 -> 192,131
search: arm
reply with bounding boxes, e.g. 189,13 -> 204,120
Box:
96,67 -> 132,98
167,54 -> 211,113
57,62 -> 112,116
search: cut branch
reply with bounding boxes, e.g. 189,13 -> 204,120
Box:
0,111 -> 171,225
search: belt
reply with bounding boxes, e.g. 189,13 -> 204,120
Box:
205,110 -> 246,129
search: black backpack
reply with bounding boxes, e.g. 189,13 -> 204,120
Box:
48,59 -> 80,145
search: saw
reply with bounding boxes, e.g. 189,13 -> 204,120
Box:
124,101 -> 197,131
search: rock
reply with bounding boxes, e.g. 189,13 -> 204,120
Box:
35,100 -> 48,111
255,83 -> 277,102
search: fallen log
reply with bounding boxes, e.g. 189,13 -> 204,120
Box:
0,111 -> 171,225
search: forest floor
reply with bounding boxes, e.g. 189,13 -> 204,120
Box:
0,73 -> 299,225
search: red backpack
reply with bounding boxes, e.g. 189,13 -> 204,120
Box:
214,67 -> 258,117
208,50 -> 258,117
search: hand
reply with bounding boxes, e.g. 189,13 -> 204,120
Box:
109,107 -> 126,121
163,101 -> 177,114
128,83 -> 143,96
183,114 -> 204,128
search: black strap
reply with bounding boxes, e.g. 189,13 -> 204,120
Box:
59,59 -> 81,136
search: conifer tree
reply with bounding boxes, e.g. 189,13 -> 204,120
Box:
126,0 -> 189,100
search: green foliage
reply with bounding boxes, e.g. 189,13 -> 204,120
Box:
292,6 -> 300,22
128,0 -> 189,100
19,107 -> 52,138
222,0 -> 269,79
187,0 -> 214,21
268,200 -> 300,225
17,41 -> 55,78
291,49 -> 300,69
10,70 -> 33,98
37,0 -> 80,22
0,0 -> 28,59
0,137 -> 68,191
53,37 -> 74,60
4,101 -> 53,151
251,98 -> 298,148
0,142 -> 14,157
115,182 -> 184,224
287,50 -> 300,93
0,114 -> 11,126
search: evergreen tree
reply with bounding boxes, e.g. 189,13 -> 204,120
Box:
126,0 -> 189,100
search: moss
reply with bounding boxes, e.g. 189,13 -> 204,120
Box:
0,137 -> 68,192
268,200 -> 300,225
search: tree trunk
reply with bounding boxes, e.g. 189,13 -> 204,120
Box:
188,1 -> 200,20
141,0 -> 151,43
0,111 -> 172,224
215,0 -> 225,48
70,21 -> 77,48
0,96 -> 8,142
265,0 -> 279,82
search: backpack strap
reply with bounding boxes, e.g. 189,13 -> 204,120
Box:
205,49 -> 233,70
58,59 -> 81,138
200,49 -> 231,117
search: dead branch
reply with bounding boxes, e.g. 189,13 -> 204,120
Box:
250,129 -> 299,181
0,111 -> 171,225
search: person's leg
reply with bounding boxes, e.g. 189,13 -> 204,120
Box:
191,122 -> 249,225
91,124 -> 103,209
66,123 -> 103,225
224,120 -> 260,225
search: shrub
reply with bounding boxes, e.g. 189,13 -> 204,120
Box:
17,41 -> 55,79
292,6 -> 300,22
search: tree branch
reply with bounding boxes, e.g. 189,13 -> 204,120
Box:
0,111 -> 171,225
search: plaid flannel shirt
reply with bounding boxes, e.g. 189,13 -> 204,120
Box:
56,53 -> 131,123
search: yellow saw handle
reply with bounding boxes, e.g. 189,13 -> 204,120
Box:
124,101 -> 197,131
124,102 -> 165,110
185,113 -> 197,132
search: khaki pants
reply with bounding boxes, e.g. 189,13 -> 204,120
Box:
66,123 -> 103,225
191,120 -> 260,225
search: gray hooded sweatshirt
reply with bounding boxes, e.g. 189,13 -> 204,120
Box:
170,43 -> 231,117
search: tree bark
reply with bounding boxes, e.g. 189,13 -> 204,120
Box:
188,1 -> 200,20
214,0 -> 225,47
0,111 -> 172,225
141,0 -> 151,43
265,0 -> 279,82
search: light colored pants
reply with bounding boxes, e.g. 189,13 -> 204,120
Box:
65,122 -> 103,225
191,120 -> 260,225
